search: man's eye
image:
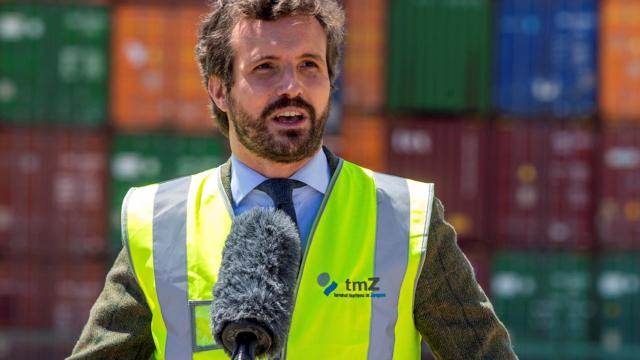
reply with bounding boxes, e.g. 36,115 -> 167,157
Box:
255,63 -> 274,71
301,61 -> 319,69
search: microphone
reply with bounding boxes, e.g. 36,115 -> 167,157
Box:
211,207 -> 301,359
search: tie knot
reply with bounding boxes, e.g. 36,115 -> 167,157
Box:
256,178 -> 305,206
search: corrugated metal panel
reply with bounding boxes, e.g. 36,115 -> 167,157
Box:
491,252 -> 596,359
490,123 -> 596,249
494,0 -> 597,118
600,0 -> 640,123
597,254 -> 640,359
109,133 -> 229,254
0,4 -> 109,125
387,0 -> 491,113
599,126 -> 640,249
111,4 -> 214,132
342,0 -> 385,112
388,119 -> 487,243
0,128 -> 107,259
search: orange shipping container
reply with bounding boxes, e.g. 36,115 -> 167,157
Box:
342,0 -> 386,112
111,4 -> 214,132
339,114 -> 387,172
600,0 -> 640,123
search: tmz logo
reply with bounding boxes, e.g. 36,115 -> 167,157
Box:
317,272 -> 387,299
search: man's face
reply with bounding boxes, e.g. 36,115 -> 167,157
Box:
224,15 -> 331,163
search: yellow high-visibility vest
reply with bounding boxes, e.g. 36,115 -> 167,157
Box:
123,159 -> 434,359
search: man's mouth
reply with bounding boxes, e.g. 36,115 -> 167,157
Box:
271,109 -> 308,125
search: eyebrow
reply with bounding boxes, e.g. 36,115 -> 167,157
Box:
250,55 -> 279,64
300,53 -> 324,62
249,53 -> 325,64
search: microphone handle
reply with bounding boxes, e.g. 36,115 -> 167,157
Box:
232,332 -> 257,360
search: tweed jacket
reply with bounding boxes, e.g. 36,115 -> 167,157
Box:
68,149 -> 518,360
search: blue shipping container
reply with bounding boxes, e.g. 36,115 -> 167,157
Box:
494,0 -> 598,118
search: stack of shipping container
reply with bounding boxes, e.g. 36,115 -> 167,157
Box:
338,0 -> 387,170
0,1 -> 230,357
597,1 -> 640,359
351,0 -> 637,359
0,3 -> 110,357
1,0 -> 639,358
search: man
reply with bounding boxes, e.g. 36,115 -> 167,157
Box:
69,0 -> 517,359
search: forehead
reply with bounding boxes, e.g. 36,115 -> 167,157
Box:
230,15 -> 327,60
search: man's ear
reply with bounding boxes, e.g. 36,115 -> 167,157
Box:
207,76 -> 229,112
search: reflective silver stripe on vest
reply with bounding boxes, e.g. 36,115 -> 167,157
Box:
121,187 -> 139,283
153,176 -> 192,359
368,173 -> 411,360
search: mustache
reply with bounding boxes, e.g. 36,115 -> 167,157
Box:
260,96 -> 316,120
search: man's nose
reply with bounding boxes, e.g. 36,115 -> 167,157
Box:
277,65 -> 303,98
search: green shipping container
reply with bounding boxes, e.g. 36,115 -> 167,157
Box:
491,252 -> 598,359
109,134 -> 229,255
597,254 -> 640,360
0,4 -> 109,125
387,0 -> 491,113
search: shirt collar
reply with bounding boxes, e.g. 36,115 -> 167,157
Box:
230,149 -> 330,205
289,149 -> 330,195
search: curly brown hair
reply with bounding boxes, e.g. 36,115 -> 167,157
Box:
196,0 -> 345,137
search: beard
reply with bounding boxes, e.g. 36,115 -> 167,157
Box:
228,95 -> 329,164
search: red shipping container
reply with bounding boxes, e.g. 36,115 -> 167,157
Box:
455,243 -> 491,296
0,130 -> 49,258
0,258 -> 105,332
388,119 -> 487,243
50,260 -> 106,333
599,126 -> 640,249
0,335 -> 77,360
489,123 -> 597,249
0,259 -> 51,330
461,246 -> 491,294
0,128 -> 107,259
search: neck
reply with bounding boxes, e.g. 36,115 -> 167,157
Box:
231,142 -> 320,178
